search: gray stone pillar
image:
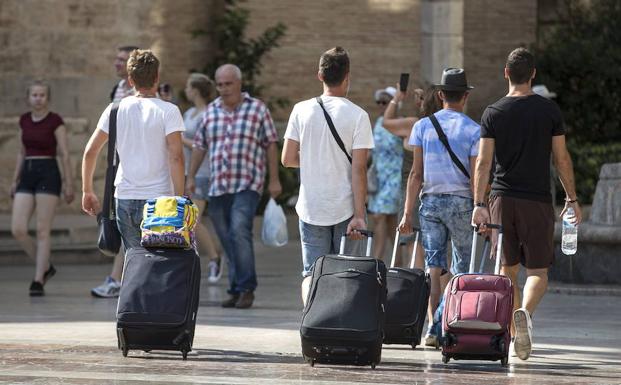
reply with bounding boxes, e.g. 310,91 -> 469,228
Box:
420,0 -> 464,86
590,163 -> 621,226
551,163 -> 621,284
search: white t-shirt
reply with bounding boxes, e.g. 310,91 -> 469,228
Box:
97,96 -> 185,199
284,96 -> 374,226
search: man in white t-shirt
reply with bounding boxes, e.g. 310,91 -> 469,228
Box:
82,49 -> 185,249
282,47 -> 374,304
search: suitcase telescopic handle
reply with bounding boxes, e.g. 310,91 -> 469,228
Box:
339,230 -> 374,256
470,223 -> 504,275
390,227 -> 420,268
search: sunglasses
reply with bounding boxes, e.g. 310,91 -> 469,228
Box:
376,100 -> 389,106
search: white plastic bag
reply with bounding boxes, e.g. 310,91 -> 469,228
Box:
261,198 -> 288,247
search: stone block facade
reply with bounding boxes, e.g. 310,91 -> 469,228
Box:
0,0 -> 542,213
242,0 -> 423,121
0,0 -> 215,213
463,0 -> 537,120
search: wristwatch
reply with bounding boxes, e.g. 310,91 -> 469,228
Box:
475,202 -> 487,208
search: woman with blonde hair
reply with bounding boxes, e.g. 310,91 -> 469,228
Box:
183,73 -> 223,283
11,80 -> 74,296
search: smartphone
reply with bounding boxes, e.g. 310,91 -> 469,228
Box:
399,73 -> 410,92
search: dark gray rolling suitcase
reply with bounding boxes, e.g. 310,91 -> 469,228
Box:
384,228 -> 431,347
300,231 -> 387,369
116,247 -> 201,359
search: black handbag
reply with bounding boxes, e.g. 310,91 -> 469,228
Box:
97,103 -> 122,256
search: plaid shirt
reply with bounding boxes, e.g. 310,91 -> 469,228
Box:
194,93 -> 278,197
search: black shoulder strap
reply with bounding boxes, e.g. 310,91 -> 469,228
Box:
110,84 -> 118,102
102,104 -> 120,218
316,97 -> 352,164
429,113 -> 470,179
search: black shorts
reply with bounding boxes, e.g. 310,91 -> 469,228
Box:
489,194 -> 555,269
16,158 -> 62,196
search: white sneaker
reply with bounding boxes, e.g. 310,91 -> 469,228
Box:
207,258 -> 223,284
424,333 -> 438,347
509,337 -> 517,357
513,308 -> 533,360
91,276 -> 121,298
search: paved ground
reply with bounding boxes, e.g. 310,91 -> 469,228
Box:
1,238 -> 620,384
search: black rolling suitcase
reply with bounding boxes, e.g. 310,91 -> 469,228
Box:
116,247 -> 201,359
300,231 -> 387,369
384,228 -> 430,348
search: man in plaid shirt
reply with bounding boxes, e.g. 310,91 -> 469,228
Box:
187,64 -> 282,309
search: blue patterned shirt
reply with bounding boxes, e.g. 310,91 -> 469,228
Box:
409,109 -> 480,198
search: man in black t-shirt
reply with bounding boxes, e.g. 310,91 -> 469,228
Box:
472,48 -> 582,361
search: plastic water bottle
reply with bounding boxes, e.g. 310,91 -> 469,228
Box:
561,207 -> 578,255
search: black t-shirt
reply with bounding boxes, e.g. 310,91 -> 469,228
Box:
481,94 -> 565,202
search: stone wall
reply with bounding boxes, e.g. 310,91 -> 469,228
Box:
463,0 -> 538,120
0,0 -> 543,213
0,0 -> 215,213
242,0 -> 539,121
241,0 -> 423,121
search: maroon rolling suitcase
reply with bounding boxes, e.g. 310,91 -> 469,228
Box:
441,224 -> 513,366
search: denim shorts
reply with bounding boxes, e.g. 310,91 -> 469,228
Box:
299,218 -> 367,277
16,159 -> 62,196
419,194 -> 473,275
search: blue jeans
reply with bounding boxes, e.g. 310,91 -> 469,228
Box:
208,190 -> 260,294
299,218 -> 350,277
115,199 -> 146,250
419,194 -> 473,275
298,218 -> 368,277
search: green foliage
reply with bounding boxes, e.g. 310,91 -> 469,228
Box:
195,0 -> 288,110
555,140 -> 621,204
535,0 -> 621,143
193,1 -> 295,214
537,0 -> 621,204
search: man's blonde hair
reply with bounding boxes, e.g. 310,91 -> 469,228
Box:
127,49 -> 159,89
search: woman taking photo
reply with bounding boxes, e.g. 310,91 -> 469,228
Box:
11,80 -> 74,296
183,73 -> 223,283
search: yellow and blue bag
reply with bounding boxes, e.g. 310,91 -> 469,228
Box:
140,196 -> 199,249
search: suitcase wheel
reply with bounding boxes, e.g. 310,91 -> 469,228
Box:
442,354 -> 450,364
303,355 -> 315,367
181,343 -> 191,360
501,356 -> 508,367
411,343 -> 417,350
371,362 -> 376,370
